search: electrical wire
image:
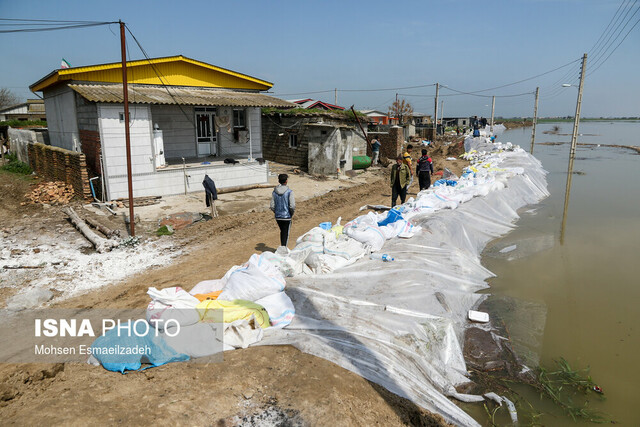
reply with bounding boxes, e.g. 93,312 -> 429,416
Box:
0,21 -> 117,33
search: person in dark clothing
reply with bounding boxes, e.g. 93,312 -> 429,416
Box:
416,149 -> 434,191
472,116 -> 480,137
390,155 -> 410,207
270,174 -> 296,248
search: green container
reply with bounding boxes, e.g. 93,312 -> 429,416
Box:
352,155 -> 372,169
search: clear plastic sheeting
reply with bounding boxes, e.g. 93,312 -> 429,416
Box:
259,136 -> 549,426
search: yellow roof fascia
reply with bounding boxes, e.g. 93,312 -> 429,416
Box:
30,55 -> 273,92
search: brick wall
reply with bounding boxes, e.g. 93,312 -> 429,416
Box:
28,143 -> 92,200
79,129 -> 101,175
368,126 -> 404,160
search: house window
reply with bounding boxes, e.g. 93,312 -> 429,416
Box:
289,134 -> 298,149
119,112 -> 125,122
233,109 -> 246,128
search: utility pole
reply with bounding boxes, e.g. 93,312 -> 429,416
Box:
440,100 -> 444,133
490,95 -> 495,133
560,53 -> 587,245
334,88 -> 337,106
120,20 -> 135,236
434,83 -> 439,139
530,87 -> 540,154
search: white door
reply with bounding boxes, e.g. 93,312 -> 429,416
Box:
195,107 -> 217,156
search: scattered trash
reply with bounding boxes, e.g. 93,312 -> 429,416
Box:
319,222 -> 332,230
593,385 -> 603,394
369,253 -> 394,262
156,225 -> 174,236
446,157 -> 457,161
468,310 -> 490,323
499,244 -> 517,254
119,236 -> 140,248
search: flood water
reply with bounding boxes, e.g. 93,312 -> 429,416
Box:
471,121 -> 640,425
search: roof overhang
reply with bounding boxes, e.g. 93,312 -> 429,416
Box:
67,83 -> 296,108
30,55 -> 273,92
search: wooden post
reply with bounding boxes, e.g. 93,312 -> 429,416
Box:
120,21 -> 135,236
530,87 -> 539,154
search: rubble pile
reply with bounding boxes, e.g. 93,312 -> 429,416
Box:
22,181 -> 75,205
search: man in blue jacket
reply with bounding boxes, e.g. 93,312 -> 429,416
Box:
270,174 -> 296,248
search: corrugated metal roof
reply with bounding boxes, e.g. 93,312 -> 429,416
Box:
68,83 -> 296,108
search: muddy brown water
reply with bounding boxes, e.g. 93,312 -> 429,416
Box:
464,121 -> 640,425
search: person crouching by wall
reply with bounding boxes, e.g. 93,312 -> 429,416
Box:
416,149 -> 434,191
390,155 -> 410,207
270,173 -> 295,248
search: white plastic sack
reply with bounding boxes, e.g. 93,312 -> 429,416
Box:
218,254 -> 286,301
255,291 -> 296,328
146,287 -> 200,330
189,279 -> 226,296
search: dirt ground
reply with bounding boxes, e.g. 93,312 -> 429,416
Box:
0,139 -> 466,426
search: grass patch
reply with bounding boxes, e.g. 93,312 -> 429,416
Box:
1,154 -> 32,175
0,119 -> 47,127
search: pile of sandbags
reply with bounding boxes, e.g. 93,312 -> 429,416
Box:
22,181 -> 75,205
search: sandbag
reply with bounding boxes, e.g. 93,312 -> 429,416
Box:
218,254 -> 286,301
146,287 -> 200,330
197,299 -> 270,329
255,292 -> 295,328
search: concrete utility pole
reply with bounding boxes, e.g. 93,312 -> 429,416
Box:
560,53 -> 587,245
434,83 -> 439,139
490,95 -> 495,133
119,20 -> 135,237
334,88 -> 337,106
440,100 -> 444,133
530,87 -> 540,154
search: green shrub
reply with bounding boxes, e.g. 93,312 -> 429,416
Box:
1,153 -> 32,175
0,120 -> 47,127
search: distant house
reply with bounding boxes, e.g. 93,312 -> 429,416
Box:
360,109 -> 390,125
411,113 -> 432,126
30,55 -> 294,200
262,111 -> 367,175
0,99 -> 46,122
288,98 -> 345,111
443,117 -> 472,128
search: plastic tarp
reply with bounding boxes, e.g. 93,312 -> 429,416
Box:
257,136 -> 549,426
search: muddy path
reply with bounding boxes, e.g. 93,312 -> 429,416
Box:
0,142 -> 467,426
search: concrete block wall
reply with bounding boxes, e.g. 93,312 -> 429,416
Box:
27,143 -> 92,199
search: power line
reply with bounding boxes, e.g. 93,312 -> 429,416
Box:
0,21 -> 118,34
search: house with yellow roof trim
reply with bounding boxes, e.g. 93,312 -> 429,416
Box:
30,55 -> 295,199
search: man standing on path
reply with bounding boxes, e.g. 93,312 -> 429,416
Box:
270,173 -> 295,248
371,137 -> 381,165
416,149 -> 434,191
390,155 -> 410,207
403,144 -> 414,188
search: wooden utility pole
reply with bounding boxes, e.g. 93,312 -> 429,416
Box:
120,21 -> 135,236
530,87 -> 540,154
434,83 -> 439,139
490,95 -> 495,133
560,53 -> 587,245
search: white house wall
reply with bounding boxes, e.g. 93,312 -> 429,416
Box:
217,107 -> 262,158
98,103 -> 267,199
106,161 -> 268,200
42,85 -> 79,151
150,104 -> 196,159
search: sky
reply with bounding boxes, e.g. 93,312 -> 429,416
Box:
1,0 -> 638,118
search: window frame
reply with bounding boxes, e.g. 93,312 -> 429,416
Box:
233,108 -> 246,128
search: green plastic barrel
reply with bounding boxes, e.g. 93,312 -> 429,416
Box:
352,155 -> 372,169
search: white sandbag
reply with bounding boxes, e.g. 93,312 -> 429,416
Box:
323,235 -> 366,260
260,250 -> 309,277
223,317 -> 264,349
218,254 -> 286,302
146,287 -> 200,330
189,279 -> 226,295
343,222 -> 385,252
255,291 -> 295,328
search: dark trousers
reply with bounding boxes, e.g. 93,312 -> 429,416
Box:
391,181 -> 407,207
276,219 -> 291,247
418,171 -> 431,191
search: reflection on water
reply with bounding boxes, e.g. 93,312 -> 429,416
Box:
476,121 -> 640,425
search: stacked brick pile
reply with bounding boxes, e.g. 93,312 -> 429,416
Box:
27,143 -> 92,200
22,181 -> 75,205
